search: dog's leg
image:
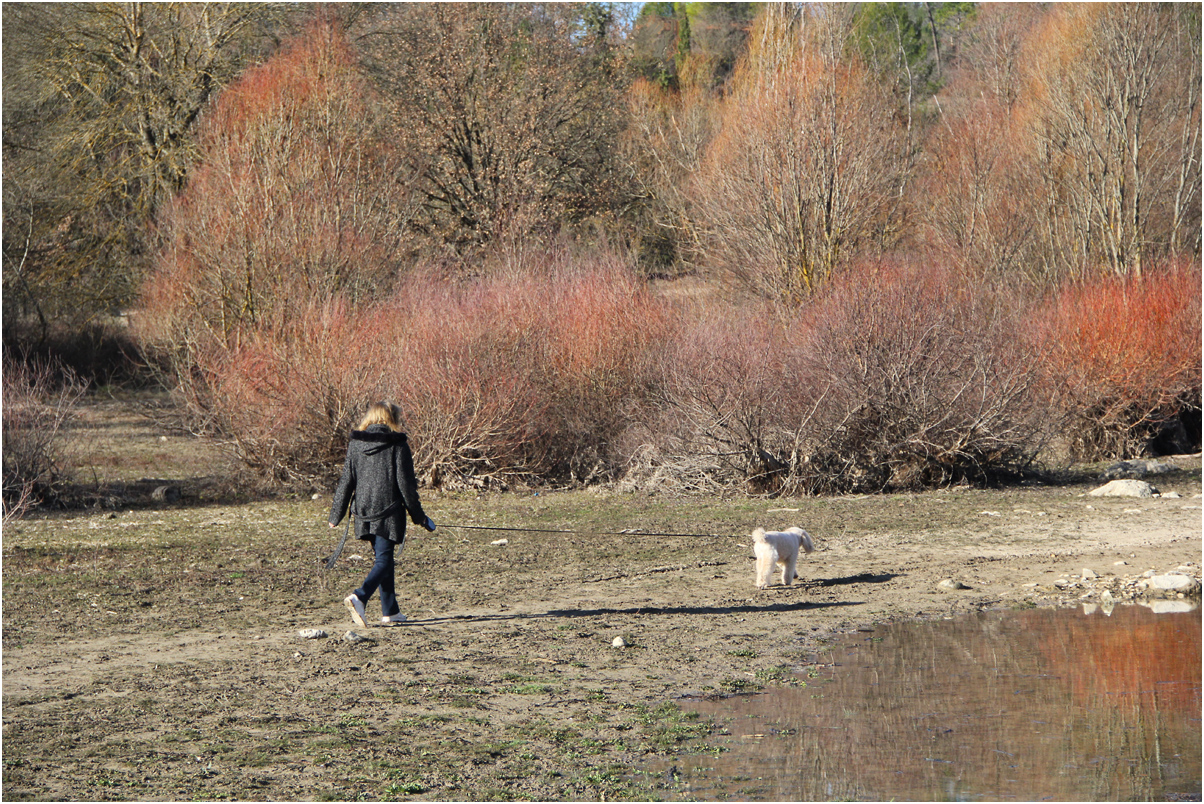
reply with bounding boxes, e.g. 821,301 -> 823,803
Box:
754,550 -> 769,589
782,554 -> 798,586
761,559 -> 774,589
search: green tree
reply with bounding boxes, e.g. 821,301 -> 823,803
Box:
631,2 -> 757,91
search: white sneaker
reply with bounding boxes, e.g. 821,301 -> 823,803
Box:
344,594 -> 368,628
381,613 -> 407,626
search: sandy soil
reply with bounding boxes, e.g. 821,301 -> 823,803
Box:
2,398 -> 1200,801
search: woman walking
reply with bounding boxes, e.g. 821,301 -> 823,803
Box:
329,402 -> 435,627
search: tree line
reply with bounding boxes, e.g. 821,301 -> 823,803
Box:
4,2 -> 1199,326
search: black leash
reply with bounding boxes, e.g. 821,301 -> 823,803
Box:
444,523 -> 732,539
324,507 -> 353,570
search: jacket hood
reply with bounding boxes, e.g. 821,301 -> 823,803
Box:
351,427 -> 408,443
351,426 -> 408,454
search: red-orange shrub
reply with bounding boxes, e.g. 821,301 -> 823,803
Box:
659,298 -> 804,489
1037,262 -> 1202,459
380,259 -> 674,487
147,252 -> 675,489
137,18 -> 409,403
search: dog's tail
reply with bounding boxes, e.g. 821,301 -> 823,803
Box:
787,526 -> 815,554
751,527 -> 767,544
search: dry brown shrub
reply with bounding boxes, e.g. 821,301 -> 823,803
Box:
656,256 -> 1049,495
2,355 -> 87,519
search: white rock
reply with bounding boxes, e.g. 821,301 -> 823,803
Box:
1089,479 -> 1156,498
1081,568 -> 1097,580
611,636 -> 628,648
344,631 -> 373,644
1147,574 -> 1200,593
491,538 -> 509,546
298,628 -> 328,639
1162,491 -> 1182,499
938,579 -> 971,591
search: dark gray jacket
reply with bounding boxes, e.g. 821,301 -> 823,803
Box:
328,425 -> 428,544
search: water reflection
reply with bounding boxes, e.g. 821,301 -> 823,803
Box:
668,604 -> 1201,801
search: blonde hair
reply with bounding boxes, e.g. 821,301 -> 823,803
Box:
357,401 -> 404,432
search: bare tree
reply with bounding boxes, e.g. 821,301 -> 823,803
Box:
2,3 -> 288,325
1025,4 -> 1201,279
694,5 -> 910,300
620,78 -> 717,275
353,4 -> 627,260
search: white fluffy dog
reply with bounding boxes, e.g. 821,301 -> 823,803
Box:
752,526 -> 815,589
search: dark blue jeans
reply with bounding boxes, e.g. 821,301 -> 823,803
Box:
354,535 -> 401,617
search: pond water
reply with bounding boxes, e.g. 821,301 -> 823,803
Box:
666,603 -> 1201,801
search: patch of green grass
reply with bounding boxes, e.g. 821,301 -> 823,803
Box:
383,780 -> 425,796
719,677 -> 761,694
633,702 -> 713,751
505,682 -> 557,695
726,648 -> 758,658
163,728 -> 203,743
303,738 -> 344,753
755,665 -> 798,684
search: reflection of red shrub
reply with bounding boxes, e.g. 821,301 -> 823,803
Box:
1037,262 -> 1202,459
1035,605 -> 1202,715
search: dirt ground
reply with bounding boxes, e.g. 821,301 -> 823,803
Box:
3,397 -> 1201,801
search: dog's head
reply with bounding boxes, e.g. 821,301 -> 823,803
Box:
785,526 -> 814,553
